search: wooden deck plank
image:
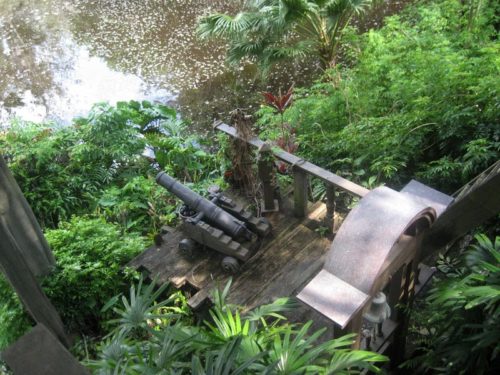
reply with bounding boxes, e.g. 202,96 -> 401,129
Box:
128,196 -> 333,310
245,204 -> 331,306
182,208 -> 306,301
245,235 -> 330,310
221,202 -> 327,306
178,204 -> 305,291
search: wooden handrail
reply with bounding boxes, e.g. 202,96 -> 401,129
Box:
215,121 -> 369,198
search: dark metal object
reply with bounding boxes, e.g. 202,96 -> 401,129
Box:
221,256 -> 240,273
157,172 -> 252,241
156,172 -> 271,270
179,238 -> 196,254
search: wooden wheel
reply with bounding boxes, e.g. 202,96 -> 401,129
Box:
221,256 -> 239,273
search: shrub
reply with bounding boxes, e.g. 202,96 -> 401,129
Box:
0,101 -> 178,228
404,234 -> 500,374
42,216 -> 146,334
90,279 -> 387,373
257,0 -> 500,192
97,176 -> 177,235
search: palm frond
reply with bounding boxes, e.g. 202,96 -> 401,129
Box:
264,41 -> 311,60
206,305 -> 251,339
212,278 -> 233,310
280,0 -> 315,23
326,346 -> 387,373
190,337 -> 265,375
266,321 -> 327,373
323,0 -> 371,19
197,12 -> 255,39
246,297 -> 299,321
227,39 -> 271,64
106,276 -> 175,335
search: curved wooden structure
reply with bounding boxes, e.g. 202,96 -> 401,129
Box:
298,186 -> 437,330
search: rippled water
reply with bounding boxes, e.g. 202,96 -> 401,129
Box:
0,0 -> 407,126
0,0 -> 241,124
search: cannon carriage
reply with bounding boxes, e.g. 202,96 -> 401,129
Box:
156,172 -> 271,273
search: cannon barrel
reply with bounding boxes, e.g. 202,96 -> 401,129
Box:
156,172 -> 251,240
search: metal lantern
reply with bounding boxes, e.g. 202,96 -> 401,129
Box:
363,292 -> 391,341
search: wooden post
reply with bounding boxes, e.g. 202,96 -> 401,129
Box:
293,167 -> 308,218
0,157 -> 68,347
387,266 -> 404,322
0,157 -> 55,277
391,261 -> 416,366
325,184 -> 336,231
258,143 -> 277,212
3,324 -> 89,374
0,221 -> 69,347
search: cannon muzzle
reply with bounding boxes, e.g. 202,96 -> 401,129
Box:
156,172 -> 251,240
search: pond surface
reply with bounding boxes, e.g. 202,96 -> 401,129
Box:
0,0 -> 244,125
0,0 -> 408,127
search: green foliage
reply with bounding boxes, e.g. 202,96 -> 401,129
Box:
91,279 -> 387,374
0,100 -> 229,348
0,100 -> 178,228
404,234 -> 500,374
198,0 -> 376,71
0,100 -> 223,233
145,120 -> 219,184
0,275 -> 32,350
257,0 -> 500,191
42,216 -> 146,333
97,176 -> 176,234
1,122 -> 84,228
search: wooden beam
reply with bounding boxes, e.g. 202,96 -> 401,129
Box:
2,324 -> 88,375
258,142 -> 278,211
0,220 -> 69,347
422,161 -> 500,259
215,122 -> 369,198
325,184 -> 336,231
293,167 -> 308,218
0,157 -> 55,277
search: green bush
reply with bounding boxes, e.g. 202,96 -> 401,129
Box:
42,216 -> 146,334
97,176 -> 177,235
0,100 -> 229,348
144,119 -> 221,184
405,234 -> 500,374
257,0 -> 500,192
0,275 -> 32,350
0,101 -> 178,228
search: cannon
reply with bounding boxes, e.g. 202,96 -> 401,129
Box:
156,172 -> 271,273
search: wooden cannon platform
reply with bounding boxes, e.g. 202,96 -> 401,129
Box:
128,197 -> 336,311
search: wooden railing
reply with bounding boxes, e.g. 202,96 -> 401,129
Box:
214,122 -> 369,220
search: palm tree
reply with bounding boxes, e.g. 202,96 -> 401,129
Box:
197,0 -> 375,71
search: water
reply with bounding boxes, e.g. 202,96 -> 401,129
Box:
0,0 -> 408,127
0,0 -> 240,124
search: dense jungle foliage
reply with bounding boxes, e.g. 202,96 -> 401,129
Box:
405,234 -> 500,374
0,0 -> 498,372
0,100 -> 227,348
198,0 -> 378,70
257,0 -> 499,192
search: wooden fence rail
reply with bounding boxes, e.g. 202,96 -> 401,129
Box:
214,121 -> 369,219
